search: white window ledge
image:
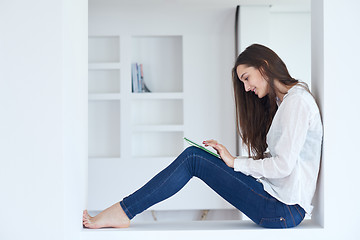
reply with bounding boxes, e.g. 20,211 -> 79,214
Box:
81,219 -> 322,240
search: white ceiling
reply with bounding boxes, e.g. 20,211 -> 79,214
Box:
89,0 -> 310,7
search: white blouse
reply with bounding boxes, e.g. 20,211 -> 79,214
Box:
234,84 -> 323,215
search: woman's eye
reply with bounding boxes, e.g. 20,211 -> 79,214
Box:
245,77 -> 248,81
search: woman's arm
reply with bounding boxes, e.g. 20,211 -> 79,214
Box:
205,94 -> 312,179
233,95 -> 311,179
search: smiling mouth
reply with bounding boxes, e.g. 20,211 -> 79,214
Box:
252,88 -> 257,94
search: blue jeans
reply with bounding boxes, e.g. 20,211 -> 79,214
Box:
120,146 -> 305,228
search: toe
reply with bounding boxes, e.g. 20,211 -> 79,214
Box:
84,222 -> 94,229
83,210 -> 91,220
83,219 -> 91,227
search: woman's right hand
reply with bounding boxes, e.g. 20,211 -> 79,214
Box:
203,139 -> 235,168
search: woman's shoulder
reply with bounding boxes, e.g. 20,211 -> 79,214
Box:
285,82 -> 312,100
283,83 -> 319,113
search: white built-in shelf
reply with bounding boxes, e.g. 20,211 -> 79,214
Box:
88,93 -> 183,101
88,99 -> 120,158
88,62 -> 121,70
88,69 -> 120,94
133,125 -> 184,132
131,36 -> 183,93
131,92 -> 184,100
88,36 -> 120,63
88,93 -> 121,100
88,157 -> 122,161
88,34 -> 185,210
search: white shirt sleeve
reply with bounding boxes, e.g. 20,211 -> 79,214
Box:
234,95 -> 311,179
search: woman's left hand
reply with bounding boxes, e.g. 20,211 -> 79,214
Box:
203,140 -> 235,168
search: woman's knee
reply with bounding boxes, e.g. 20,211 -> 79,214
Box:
183,146 -> 200,155
181,146 -> 219,165
181,146 -> 209,160
177,146 -> 204,165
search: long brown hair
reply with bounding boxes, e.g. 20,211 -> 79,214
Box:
233,44 -> 298,159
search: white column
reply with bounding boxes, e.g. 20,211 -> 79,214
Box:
312,0 -> 360,236
62,0 -> 88,239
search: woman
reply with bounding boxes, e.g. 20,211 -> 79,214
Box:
83,44 -> 323,229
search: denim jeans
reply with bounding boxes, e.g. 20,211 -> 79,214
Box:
120,146 -> 305,228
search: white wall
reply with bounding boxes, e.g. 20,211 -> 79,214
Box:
238,5 -> 311,156
0,1 -> 63,239
320,0 -> 360,237
0,1 -> 87,240
240,5 -> 311,87
310,0 -> 324,228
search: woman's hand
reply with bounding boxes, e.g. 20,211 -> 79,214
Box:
203,139 -> 235,168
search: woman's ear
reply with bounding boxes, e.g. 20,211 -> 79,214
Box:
263,59 -> 269,67
258,65 -> 270,81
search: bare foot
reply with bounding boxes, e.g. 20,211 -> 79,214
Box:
83,203 -> 130,229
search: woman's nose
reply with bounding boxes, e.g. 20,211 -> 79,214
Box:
244,82 -> 251,92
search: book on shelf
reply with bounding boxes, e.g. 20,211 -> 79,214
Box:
131,63 -> 151,93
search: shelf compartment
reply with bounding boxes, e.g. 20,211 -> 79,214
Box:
131,36 -> 183,93
88,101 -> 120,158
132,99 -> 183,126
89,36 -> 120,63
89,69 -> 120,94
131,92 -> 183,99
133,125 -> 184,132
132,132 -> 184,158
88,63 -> 121,69
88,93 -> 121,100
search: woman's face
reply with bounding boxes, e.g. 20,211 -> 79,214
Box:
236,64 -> 269,98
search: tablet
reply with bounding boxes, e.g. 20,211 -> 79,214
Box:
184,137 -> 220,158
